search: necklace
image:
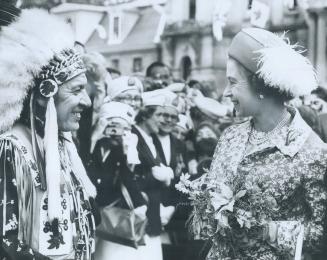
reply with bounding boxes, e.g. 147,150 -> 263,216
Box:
249,110 -> 291,145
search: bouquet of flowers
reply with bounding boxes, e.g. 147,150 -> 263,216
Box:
175,172 -> 278,257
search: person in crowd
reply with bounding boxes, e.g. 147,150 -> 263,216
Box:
106,67 -> 121,79
105,76 -> 143,111
172,114 -> 193,142
145,62 -> 173,90
89,76 -> 143,156
77,51 -> 111,162
206,28 -> 327,259
145,90 -> 191,260
145,89 -> 189,177
132,94 -> 175,260
193,121 -> 220,175
172,114 -> 199,175
0,4 -> 98,259
297,103 -> 323,139
87,101 -> 147,260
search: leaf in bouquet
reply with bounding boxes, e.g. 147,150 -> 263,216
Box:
219,183 -> 233,199
234,190 -> 246,200
215,212 -> 230,228
211,192 -> 230,211
180,173 -> 191,182
244,220 -> 252,229
264,195 -> 278,210
220,199 -> 235,213
237,217 -> 244,228
175,182 -> 190,194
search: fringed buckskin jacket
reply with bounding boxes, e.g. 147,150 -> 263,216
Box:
0,125 -> 96,260
207,107 -> 327,260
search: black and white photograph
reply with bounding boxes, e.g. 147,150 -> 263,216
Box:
1,0 -> 327,259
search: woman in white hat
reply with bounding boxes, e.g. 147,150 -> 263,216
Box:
105,75 -> 143,113
203,28 -> 327,259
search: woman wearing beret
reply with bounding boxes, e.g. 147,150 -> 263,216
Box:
206,28 -> 327,259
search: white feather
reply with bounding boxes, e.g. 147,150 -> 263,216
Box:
0,9 -> 75,133
255,39 -> 318,97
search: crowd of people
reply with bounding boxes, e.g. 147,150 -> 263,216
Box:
1,2 -> 327,260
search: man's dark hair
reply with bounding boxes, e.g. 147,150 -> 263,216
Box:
146,61 -> 169,77
312,86 -> 327,102
135,106 -> 157,124
106,67 -> 121,76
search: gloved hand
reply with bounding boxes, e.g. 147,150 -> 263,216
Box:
188,159 -> 198,175
134,205 -> 147,221
160,204 -> 175,226
165,83 -> 186,93
151,164 -> 174,186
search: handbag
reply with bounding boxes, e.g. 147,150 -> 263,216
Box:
96,183 -> 148,249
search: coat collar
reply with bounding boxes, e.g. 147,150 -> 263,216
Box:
234,106 -> 312,158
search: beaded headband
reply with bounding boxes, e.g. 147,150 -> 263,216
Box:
37,49 -> 86,98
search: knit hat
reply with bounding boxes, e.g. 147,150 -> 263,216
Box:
99,101 -> 136,125
142,89 -> 181,112
228,28 -> 317,97
107,76 -> 143,100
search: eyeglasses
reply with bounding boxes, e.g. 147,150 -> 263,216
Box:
115,95 -> 142,103
156,112 -> 179,122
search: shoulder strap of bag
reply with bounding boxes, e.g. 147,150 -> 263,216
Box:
120,183 -> 134,210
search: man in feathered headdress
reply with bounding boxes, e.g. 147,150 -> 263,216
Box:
0,2 -> 97,260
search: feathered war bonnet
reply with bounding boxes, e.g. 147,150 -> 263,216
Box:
0,4 -> 96,222
228,28 -> 318,98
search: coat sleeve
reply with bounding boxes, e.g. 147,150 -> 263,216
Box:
301,161 -> 327,254
269,160 -> 327,257
0,138 -> 50,260
120,163 -> 147,208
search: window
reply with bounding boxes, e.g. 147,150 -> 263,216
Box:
108,13 -> 122,44
111,59 -> 120,70
113,16 -> 120,38
65,17 -> 73,25
181,56 -> 192,80
133,57 -> 143,73
189,0 -> 196,19
286,0 -> 298,10
248,0 -> 253,9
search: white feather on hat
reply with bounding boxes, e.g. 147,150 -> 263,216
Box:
228,28 -> 318,98
0,8 -> 74,133
255,41 -> 317,97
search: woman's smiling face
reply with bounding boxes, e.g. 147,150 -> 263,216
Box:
224,58 -> 261,117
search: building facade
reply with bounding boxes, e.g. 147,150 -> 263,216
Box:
51,0 -> 327,95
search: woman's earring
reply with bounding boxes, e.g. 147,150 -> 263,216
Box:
259,94 -> 264,100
